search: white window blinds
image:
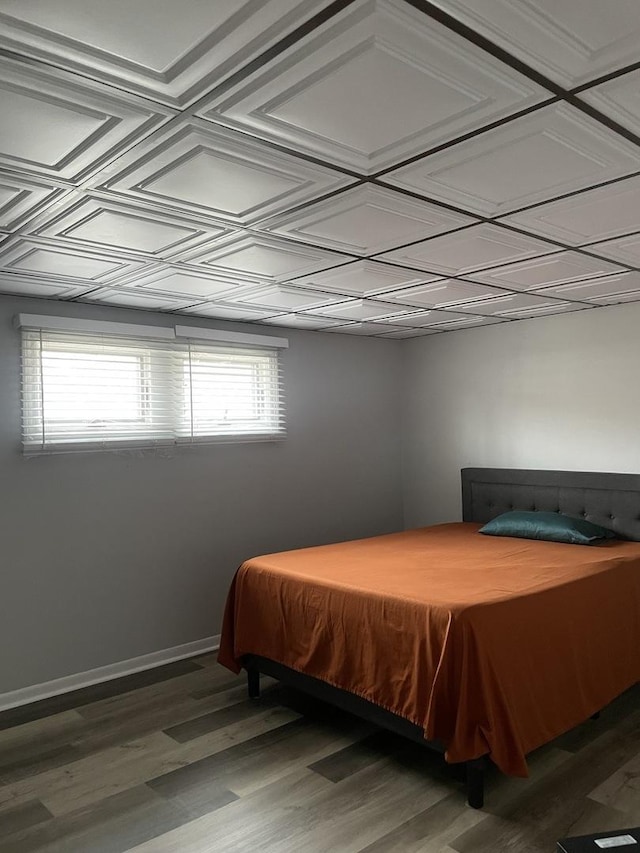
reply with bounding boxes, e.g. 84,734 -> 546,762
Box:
21,324 -> 286,452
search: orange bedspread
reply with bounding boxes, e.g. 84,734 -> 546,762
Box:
218,522 -> 640,775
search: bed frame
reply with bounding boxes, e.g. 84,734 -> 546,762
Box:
242,467 -> 640,808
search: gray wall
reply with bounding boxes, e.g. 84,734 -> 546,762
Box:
0,295 -> 404,692
402,302 -> 640,527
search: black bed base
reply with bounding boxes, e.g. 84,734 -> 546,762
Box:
242,654 -> 487,809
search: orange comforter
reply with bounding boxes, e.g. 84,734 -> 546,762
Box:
218,522 -> 640,775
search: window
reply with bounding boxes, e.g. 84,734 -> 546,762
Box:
19,316 -> 286,452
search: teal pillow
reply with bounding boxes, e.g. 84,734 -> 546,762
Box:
479,511 -> 617,545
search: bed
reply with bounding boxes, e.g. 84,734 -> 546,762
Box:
217,468 -> 640,807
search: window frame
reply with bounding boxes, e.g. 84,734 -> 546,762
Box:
18,316 -> 287,455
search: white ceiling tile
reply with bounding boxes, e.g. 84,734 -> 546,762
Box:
260,314 -> 343,329
199,0 -> 546,173
78,288 -> 194,310
179,232 -> 350,282
427,313 -> 505,330
2,1 -> 637,340
227,284 -> 342,312
0,1 -> 330,107
96,120 -> 353,226
0,238 -> 145,283
456,292 -> 588,318
377,223 -> 558,275
0,58 -> 169,182
178,303 -> 279,321
31,196 -> 232,259
292,260 -> 429,298
0,272 -> 93,299
376,278 -> 504,308
532,272 -> 640,304
324,322 -> 390,336
377,327 -> 441,339
581,70 -> 640,138
595,290 -> 640,304
429,0 -> 640,87
0,174 -> 68,230
260,185 -> 474,255
378,308 -> 502,328
468,251 -> 625,291
307,298 -> 402,322
502,174 -> 640,245
372,309 -> 437,328
586,233 -> 640,267
383,104 -> 640,217
117,267 -> 245,300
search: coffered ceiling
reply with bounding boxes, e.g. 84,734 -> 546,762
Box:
1,0 -> 640,338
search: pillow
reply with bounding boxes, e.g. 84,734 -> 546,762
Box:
479,511 -> 617,545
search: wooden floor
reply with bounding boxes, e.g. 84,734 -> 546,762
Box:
0,656 -> 639,853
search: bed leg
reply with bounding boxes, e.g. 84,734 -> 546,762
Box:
247,665 -> 260,699
466,757 -> 485,809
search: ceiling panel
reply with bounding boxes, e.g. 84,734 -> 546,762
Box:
372,278 -> 503,309
370,309 -> 437,327
377,326 -> 440,339
426,313 -> 505,330
468,251 -> 626,291
383,104 -> 640,216
0,272 -> 94,299
114,266 -> 246,300
293,260 -> 430,297
259,185 -> 475,255
306,298 -> 408,322
0,174 -> 69,231
578,69 -> 640,138
225,284 -> 344,312
377,223 -> 558,275
261,313 -> 344,330
391,308 -> 503,328
2,0 -> 640,337
0,1 -> 331,108
95,120 -> 354,226
31,196 -> 232,259
585,234 -> 640,267
0,238 -> 146,283
430,0 -> 640,87
532,271 -> 640,304
78,287 -> 196,310
178,303 -> 280,322
454,291 -> 588,319
502,174 -> 640,245
199,0 -> 546,173
0,57 -> 169,183
324,322 -> 393,336
178,232 -> 350,282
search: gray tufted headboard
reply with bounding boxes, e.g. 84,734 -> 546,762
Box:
461,468 -> 640,541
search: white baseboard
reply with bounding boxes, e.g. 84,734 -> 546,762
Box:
0,635 -> 221,713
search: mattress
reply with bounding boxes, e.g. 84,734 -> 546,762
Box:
218,522 -> 640,775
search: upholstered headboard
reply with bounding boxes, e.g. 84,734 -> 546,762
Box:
461,468 -> 640,542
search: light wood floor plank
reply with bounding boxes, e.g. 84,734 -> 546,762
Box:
125,767 -> 333,853
1,661 -> 638,853
4,707 -> 299,817
0,797 -> 53,839
588,744 -> 640,819
0,785 -> 189,853
451,708 -> 640,853
0,660 -> 204,731
0,681 -> 264,785
171,754 -> 451,853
